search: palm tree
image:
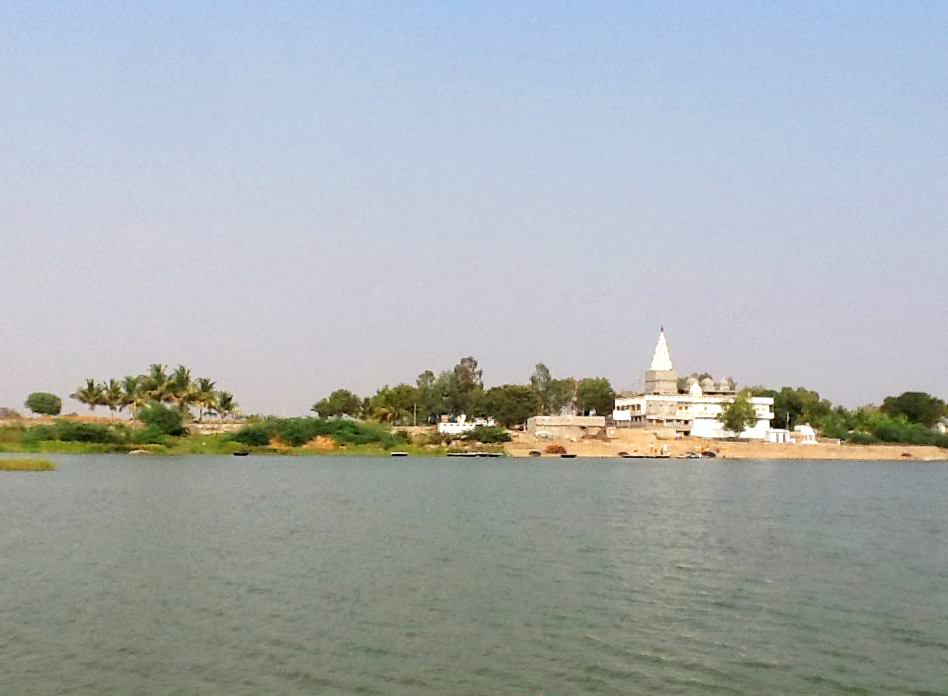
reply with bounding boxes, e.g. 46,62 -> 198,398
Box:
193,377 -> 216,422
103,379 -> 124,420
169,364 -> 197,418
142,364 -> 172,403
216,391 -> 237,421
121,375 -> 146,417
71,379 -> 105,415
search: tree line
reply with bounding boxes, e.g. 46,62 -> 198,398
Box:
66,364 -> 238,421
312,358 -> 616,428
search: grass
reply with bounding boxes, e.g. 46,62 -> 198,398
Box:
0,458 -> 57,471
0,421 -> 506,458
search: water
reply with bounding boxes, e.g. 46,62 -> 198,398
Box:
1,455 -> 946,695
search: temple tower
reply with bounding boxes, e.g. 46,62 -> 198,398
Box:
644,327 -> 678,395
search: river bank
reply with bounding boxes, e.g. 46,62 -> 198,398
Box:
504,429 -> 948,460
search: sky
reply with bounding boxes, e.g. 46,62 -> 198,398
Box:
1,1 -> 946,416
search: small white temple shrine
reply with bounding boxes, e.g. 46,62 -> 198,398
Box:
613,329 -> 775,439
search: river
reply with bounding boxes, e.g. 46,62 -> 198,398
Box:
1,455 -> 946,695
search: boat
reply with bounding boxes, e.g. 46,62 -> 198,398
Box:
390,451 -> 409,457
232,451 -> 250,457
560,453 -> 577,458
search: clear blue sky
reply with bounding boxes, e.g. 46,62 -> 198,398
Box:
1,1 -> 946,415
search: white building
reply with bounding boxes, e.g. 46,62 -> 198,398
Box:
613,329 -> 775,439
437,414 -> 495,435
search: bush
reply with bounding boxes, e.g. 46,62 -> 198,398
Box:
848,432 -> 878,445
230,421 -> 276,446
24,392 -> 62,416
463,426 -> 511,444
228,417 -> 402,449
22,421 -> 120,444
137,403 -> 185,436
128,424 -> 169,445
545,444 -> 567,454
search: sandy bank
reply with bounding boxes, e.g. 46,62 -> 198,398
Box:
504,429 -> 948,461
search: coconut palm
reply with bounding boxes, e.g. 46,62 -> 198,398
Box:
193,377 -> 216,422
121,375 -> 146,417
143,364 -> 172,403
103,379 -> 124,420
71,379 -> 105,415
169,364 -> 196,417
216,391 -> 237,421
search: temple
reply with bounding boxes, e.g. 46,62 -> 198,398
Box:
613,329 -> 775,439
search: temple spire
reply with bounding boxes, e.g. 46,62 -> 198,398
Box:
650,328 -> 674,371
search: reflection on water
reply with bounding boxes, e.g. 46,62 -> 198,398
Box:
1,455 -> 946,695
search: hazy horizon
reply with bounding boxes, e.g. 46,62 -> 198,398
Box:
2,2 -> 946,416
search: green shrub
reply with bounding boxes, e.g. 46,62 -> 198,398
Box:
848,432 -> 878,445
230,421 -> 276,446
137,403 -> 185,436
128,424 -> 169,445
463,426 -> 511,443
24,392 -> 62,416
22,421 -> 119,444
229,417 -> 402,449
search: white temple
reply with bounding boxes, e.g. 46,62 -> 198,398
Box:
650,328 -> 674,371
613,329 -> 775,439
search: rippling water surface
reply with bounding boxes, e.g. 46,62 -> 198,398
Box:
1,455 -> 946,695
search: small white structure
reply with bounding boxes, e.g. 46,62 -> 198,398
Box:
793,424 -> 818,444
936,419 -> 947,435
437,415 -> 495,435
766,428 -> 792,444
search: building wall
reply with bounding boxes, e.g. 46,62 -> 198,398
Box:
527,415 -> 607,440
614,394 -> 774,439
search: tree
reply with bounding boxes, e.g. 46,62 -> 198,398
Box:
142,364 -> 172,403
193,378 -> 217,422
313,389 -> 362,419
71,379 -> 105,414
717,394 -> 758,437
24,392 -> 61,416
576,378 -> 615,416
169,365 -> 196,416
416,370 -> 441,423
452,356 -> 484,415
121,376 -> 147,417
484,385 -> 540,428
216,392 -> 237,421
881,392 -> 947,428
547,378 -> 576,416
530,363 -> 553,414
137,402 -> 185,436
102,379 -> 124,419
365,384 -> 419,425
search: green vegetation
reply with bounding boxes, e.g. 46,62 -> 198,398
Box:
137,403 -> 186,437
24,392 -> 62,416
482,385 -> 539,427
463,426 -> 511,444
312,389 -> 362,418
748,385 -> 948,448
880,392 -> 946,428
313,356 -> 614,427
530,363 -> 576,416
577,377 -> 616,416
717,393 -> 759,436
230,417 -> 403,449
69,364 -> 239,421
0,458 -> 56,471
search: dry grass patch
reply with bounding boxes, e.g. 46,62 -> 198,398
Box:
0,458 -> 57,471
